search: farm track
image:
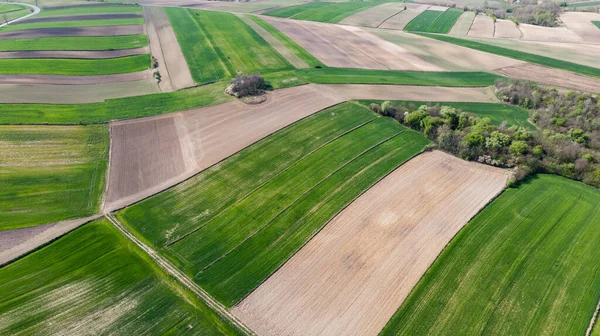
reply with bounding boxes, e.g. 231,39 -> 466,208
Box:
105,213 -> 255,335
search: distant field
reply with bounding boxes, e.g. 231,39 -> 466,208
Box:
567,0 -> 600,7
0,125 -> 108,230
381,174 -> 600,336
36,5 -> 142,18
1,18 -> 144,31
593,21 -> 600,28
264,1 -> 379,23
0,219 -> 243,335
0,35 -> 148,51
0,54 -> 150,75
0,4 -> 26,14
404,10 -> 444,31
428,8 -> 463,33
0,4 -> 29,22
117,103 -> 429,306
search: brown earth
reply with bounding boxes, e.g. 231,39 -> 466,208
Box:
263,16 -> 443,71
518,23 -> 584,43
0,69 -> 153,85
316,84 -> 498,102
17,13 -> 142,24
41,3 -> 124,10
378,3 -> 430,30
339,2 -> 406,28
233,151 -> 509,336
468,14 -> 494,38
497,63 -> 600,93
560,12 -> 600,44
494,19 -> 521,38
0,47 -> 149,59
449,11 -> 475,36
103,84 -> 345,211
0,25 -> 144,39
143,6 -> 194,91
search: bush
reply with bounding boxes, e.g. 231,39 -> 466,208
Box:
227,72 -> 266,98
511,3 -> 560,27
510,140 -> 528,156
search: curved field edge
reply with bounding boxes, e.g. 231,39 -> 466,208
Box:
380,174 -> 600,336
0,218 -> 243,335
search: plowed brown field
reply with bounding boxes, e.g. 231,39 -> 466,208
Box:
497,63 -> 600,93
0,69 -> 153,85
0,47 -> 149,59
0,25 -> 145,39
494,19 -> 520,38
379,3 -> 430,30
316,84 -> 498,102
560,12 -> 600,44
233,151 -> 509,336
339,2 -> 406,28
519,23 -> 584,43
468,14 -> 494,38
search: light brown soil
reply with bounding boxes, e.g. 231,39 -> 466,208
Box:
379,3 -> 430,30
0,80 -> 159,103
494,19 -> 520,38
17,13 -> 142,24
339,2 -> 406,28
143,6 -> 195,91
103,84 -> 345,211
0,25 -> 145,39
233,151 -> 509,336
427,5 -> 448,10
0,215 -> 99,266
449,11 -> 475,36
263,16 -> 443,71
0,69 -> 153,85
467,14 -> 494,38
316,84 -> 498,102
560,12 -> 600,44
518,23 -> 584,43
0,47 -> 149,59
497,63 -> 600,93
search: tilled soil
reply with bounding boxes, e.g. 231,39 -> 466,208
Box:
497,63 -> 600,93
233,151 -> 509,336
560,12 -> 600,44
468,14 -> 494,38
494,19 -> 521,39
518,23 -> 584,43
0,25 -> 144,39
0,69 -> 153,84
339,2 -> 406,28
378,4 -> 430,30
316,84 -> 498,102
0,47 -> 149,59
16,13 -> 143,24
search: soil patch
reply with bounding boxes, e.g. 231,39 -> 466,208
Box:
0,25 -> 144,39
468,14 -> 494,38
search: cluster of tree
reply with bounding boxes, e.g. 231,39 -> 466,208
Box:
368,79 -> 600,188
226,72 -> 266,98
511,3 -> 560,26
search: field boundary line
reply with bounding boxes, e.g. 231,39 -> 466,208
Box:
587,297 -> 600,336
100,122 -> 113,212
375,7 -> 405,29
163,113 -> 378,247
105,213 -> 255,336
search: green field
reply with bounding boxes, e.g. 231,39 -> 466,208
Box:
0,219 -> 243,335
417,33 -> 600,78
0,125 -> 108,230
359,100 -> 532,128
381,175 -> 600,335
248,15 -> 325,68
0,35 -> 148,51
593,21 -> 600,29
117,103 -> 429,306
404,10 -> 445,31
427,8 -> 463,33
0,54 -> 149,75
1,18 -> 144,31
567,0 -> 600,7
0,4 -> 27,14
264,1 -> 378,23
36,5 -> 142,17
263,2 -> 330,18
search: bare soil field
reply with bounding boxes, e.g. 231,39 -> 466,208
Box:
496,63 -> 600,93
316,84 -> 498,102
339,2 -> 406,28
17,13 -> 143,24
0,80 -> 159,103
0,69 -> 153,84
0,25 -> 145,39
143,6 -> 194,91
449,11 -> 475,36
518,23 -> 584,43
42,3 -> 126,10
263,16 -> 442,71
494,19 -> 520,38
468,14 -> 494,38
0,47 -> 149,59
560,12 -> 600,44
233,151 -> 509,336
0,215 -> 99,266
428,5 -> 449,10
103,84 -> 344,211
379,4 -> 430,30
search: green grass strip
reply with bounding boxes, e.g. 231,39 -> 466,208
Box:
0,54 -> 149,75
263,2 -> 330,18
0,35 -> 148,51
381,174 -> 600,336
1,18 -> 144,31
427,8 -> 463,33
290,2 -> 380,23
248,15 -> 325,68
416,32 -> 600,78
0,219 -> 244,335
36,5 -> 142,18
405,10 -> 444,31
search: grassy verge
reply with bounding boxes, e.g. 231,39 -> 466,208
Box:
0,35 -> 148,51
381,174 -> 600,336
404,10 -> 444,31
0,219 -> 243,335
248,15 -> 325,68
0,54 -> 150,75
416,32 -> 600,78
0,125 -> 108,230
36,5 -> 142,17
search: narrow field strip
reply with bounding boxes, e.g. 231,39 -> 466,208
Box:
0,25 -> 145,39
17,13 -> 143,24
0,54 -> 150,75
0,47 -> 148,59
381,175 -> 600,336
0,35 -> 148,51
427,8 -> 463,33
264,2 -> 378,23
1,18 -> 143,32
0,219 -> 244,335
404,10 -> 445,32
36,5 -> 142,18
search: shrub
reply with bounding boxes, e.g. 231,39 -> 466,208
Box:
227,72 -> 266,98
510,140 -> 528,155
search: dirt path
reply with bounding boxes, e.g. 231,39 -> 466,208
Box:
0,25 -> 144,39
586,298 -> 600,336
0,2 -> 39,28
0,69 -> 153,84
496,63 -> 600,93
316,84 -> 499,102
0,47 -> 149,59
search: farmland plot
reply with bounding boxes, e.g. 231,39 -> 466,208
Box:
379,4 -> 430,30
496,63 -> 600,93
0,18 -> 145,32
560,12 -> 600,44
36,5 -> 142,18
339,2 -> 406,28
264,2 -> 378,23
494,19 -> 521,38
449,11 -> 475,36
233,151 -> 509,336
519,23 -> 584,43
381,175 -> 600,336
468,14 -> 494,37
0,219 -> 243,335
404,9 -> 445,32
427,8 -> 463,33
0,55 -> 150,76
317,84 -> 497,102
0,25 -> 145,39
0,35 -> 148,51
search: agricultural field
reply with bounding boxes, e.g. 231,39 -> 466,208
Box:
381,175 -> 600,336
0,55 -> 150,75
0,35 -> 148,51
263,1 -> 379,23
0,18 -> 144,31
35,5 -> 142,18
0,219 -> 242,335
0,4 -> 30,22
404,8 -> 462,33
0,125 -> 108,230
339,2 -> 407,28
594,21 -> 600,28
379,3 -> 430,30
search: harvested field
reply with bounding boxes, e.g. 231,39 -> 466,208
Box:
560,12 -> 600,44
144,6 -> 194,91
0,69 -> 152,84
0,25 -> 144,39
317,84 -> 498,102
0,47 -> 149,59
17,13 -> 143,24
497,63 -> 600,93
104,84 -> 344,211
449,11 -> 475,36
494,19 -> 520,38
467,14 -> 494,38
379,4 -> 430,30
339,2 -> 406,28
233,151 -> 509,336
519,23 -> 584,43
263,16 -> 443,71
